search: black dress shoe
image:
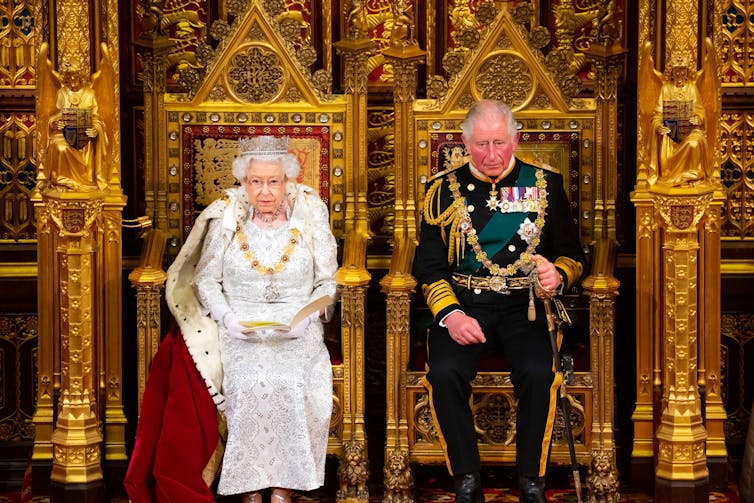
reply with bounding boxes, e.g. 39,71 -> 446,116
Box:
518,475 -> 546,503
453,472 -> 483,503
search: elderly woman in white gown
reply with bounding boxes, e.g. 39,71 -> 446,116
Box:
187,135 -> 337,503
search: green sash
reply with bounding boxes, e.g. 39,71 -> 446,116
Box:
456,164 -> 541,274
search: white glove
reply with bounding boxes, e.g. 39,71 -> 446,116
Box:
321,305 -> 335,323
222,311 -> 247,339
280,310 -> 320,339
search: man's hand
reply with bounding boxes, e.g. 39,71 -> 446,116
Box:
532,254 -> 562,292
444,310 -> 486,345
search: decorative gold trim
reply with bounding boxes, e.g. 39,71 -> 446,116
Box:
721,259 -> 754,275
0,262 -> 38,278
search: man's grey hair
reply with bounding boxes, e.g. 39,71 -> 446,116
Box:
460,99 -> 518,139
231,152 -> 300,183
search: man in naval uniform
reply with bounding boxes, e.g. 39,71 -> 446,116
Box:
414,99 -> 585,503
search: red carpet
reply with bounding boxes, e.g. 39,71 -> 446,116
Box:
3,462 -> 741,502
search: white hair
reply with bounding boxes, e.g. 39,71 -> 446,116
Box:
460,99 -> 518,139
231,152 -> 301,183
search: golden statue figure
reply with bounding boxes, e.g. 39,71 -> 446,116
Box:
36,42 -> 116,193
345,0 -> 369,40
638,39 -> 720,186
389,0 -> 415,49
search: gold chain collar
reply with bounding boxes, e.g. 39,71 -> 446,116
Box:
448,169 -> 548,277
235,224 -> 301,275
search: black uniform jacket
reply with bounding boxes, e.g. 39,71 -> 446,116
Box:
414,158 -> 586,321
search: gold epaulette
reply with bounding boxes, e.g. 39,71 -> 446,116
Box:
517,155 -> 561,174
425,163 -> 464,184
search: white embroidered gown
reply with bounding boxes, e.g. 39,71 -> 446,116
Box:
194,188 -> 337,494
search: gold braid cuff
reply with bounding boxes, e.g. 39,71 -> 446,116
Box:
422,279 -> 459,318
553,256 -> 583,289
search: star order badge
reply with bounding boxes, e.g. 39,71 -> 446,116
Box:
517,217 -> 538,244
486,190 -> 499,210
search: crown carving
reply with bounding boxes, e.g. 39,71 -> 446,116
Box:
238,135 -> 290,157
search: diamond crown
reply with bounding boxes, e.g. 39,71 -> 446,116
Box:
238,135 -> 290,157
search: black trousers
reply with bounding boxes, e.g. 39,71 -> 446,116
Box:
423,290 -> 558,478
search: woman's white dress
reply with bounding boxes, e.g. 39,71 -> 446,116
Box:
193,186 -> 337,494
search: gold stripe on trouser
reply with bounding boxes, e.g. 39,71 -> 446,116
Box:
421,372 -> 457,476
539,370 -> 562,476
420,335 -> 456,476
538,324 -> 565,476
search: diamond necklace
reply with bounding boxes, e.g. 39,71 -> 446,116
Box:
253,201 -> 285,224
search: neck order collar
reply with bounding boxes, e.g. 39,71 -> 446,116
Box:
469,156 -> 517,184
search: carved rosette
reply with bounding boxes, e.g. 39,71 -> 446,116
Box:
226,46 -> 286,103
472,392 -> 517,444
475,52 -> 533,107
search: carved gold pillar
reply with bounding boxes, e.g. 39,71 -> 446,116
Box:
333,16 -> 373,502
32,0 -> 124,495
45,192 -> 105,487
31,200 -> 57,471
134,27 -> 173,233
333,280 -> 370,503
101,198 -> 128,466
582,37 -> 625,502
653,187 -> 712,501
127,229 -> 167,411
699,193 -> 728,488
629,188 -> 659,485
381,31 -> 424,500
383,44 -> 425,244
380,247 -> 416,501
334,36 -> 373,242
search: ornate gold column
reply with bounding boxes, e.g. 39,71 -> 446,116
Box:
634,0 -> 725,495
652,187 -> 712,501
582,29 -> 625,500
127,229 -> 167,411
134,16 -> 173,232
32,0 -> 125,497
381,11 -> 424,495
46,193 -> 105,489
699,192 -> 728,488
333,5 -> 373,500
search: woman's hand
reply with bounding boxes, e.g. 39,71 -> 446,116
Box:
222,311 -> 247,339
278,310 -> 321,339
444,311 -> 486,345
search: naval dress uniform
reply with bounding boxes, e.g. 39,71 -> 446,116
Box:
414,157 -> 585,480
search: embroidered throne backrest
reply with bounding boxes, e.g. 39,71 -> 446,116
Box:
151,4 -> 349,256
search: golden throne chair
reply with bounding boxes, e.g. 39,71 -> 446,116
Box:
133,3 -> 369,500
383,122 -> 596,493
381,5 -> 618,501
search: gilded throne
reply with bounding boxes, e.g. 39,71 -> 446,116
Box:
132,2 -> 370,500
381,5 -> 619,502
